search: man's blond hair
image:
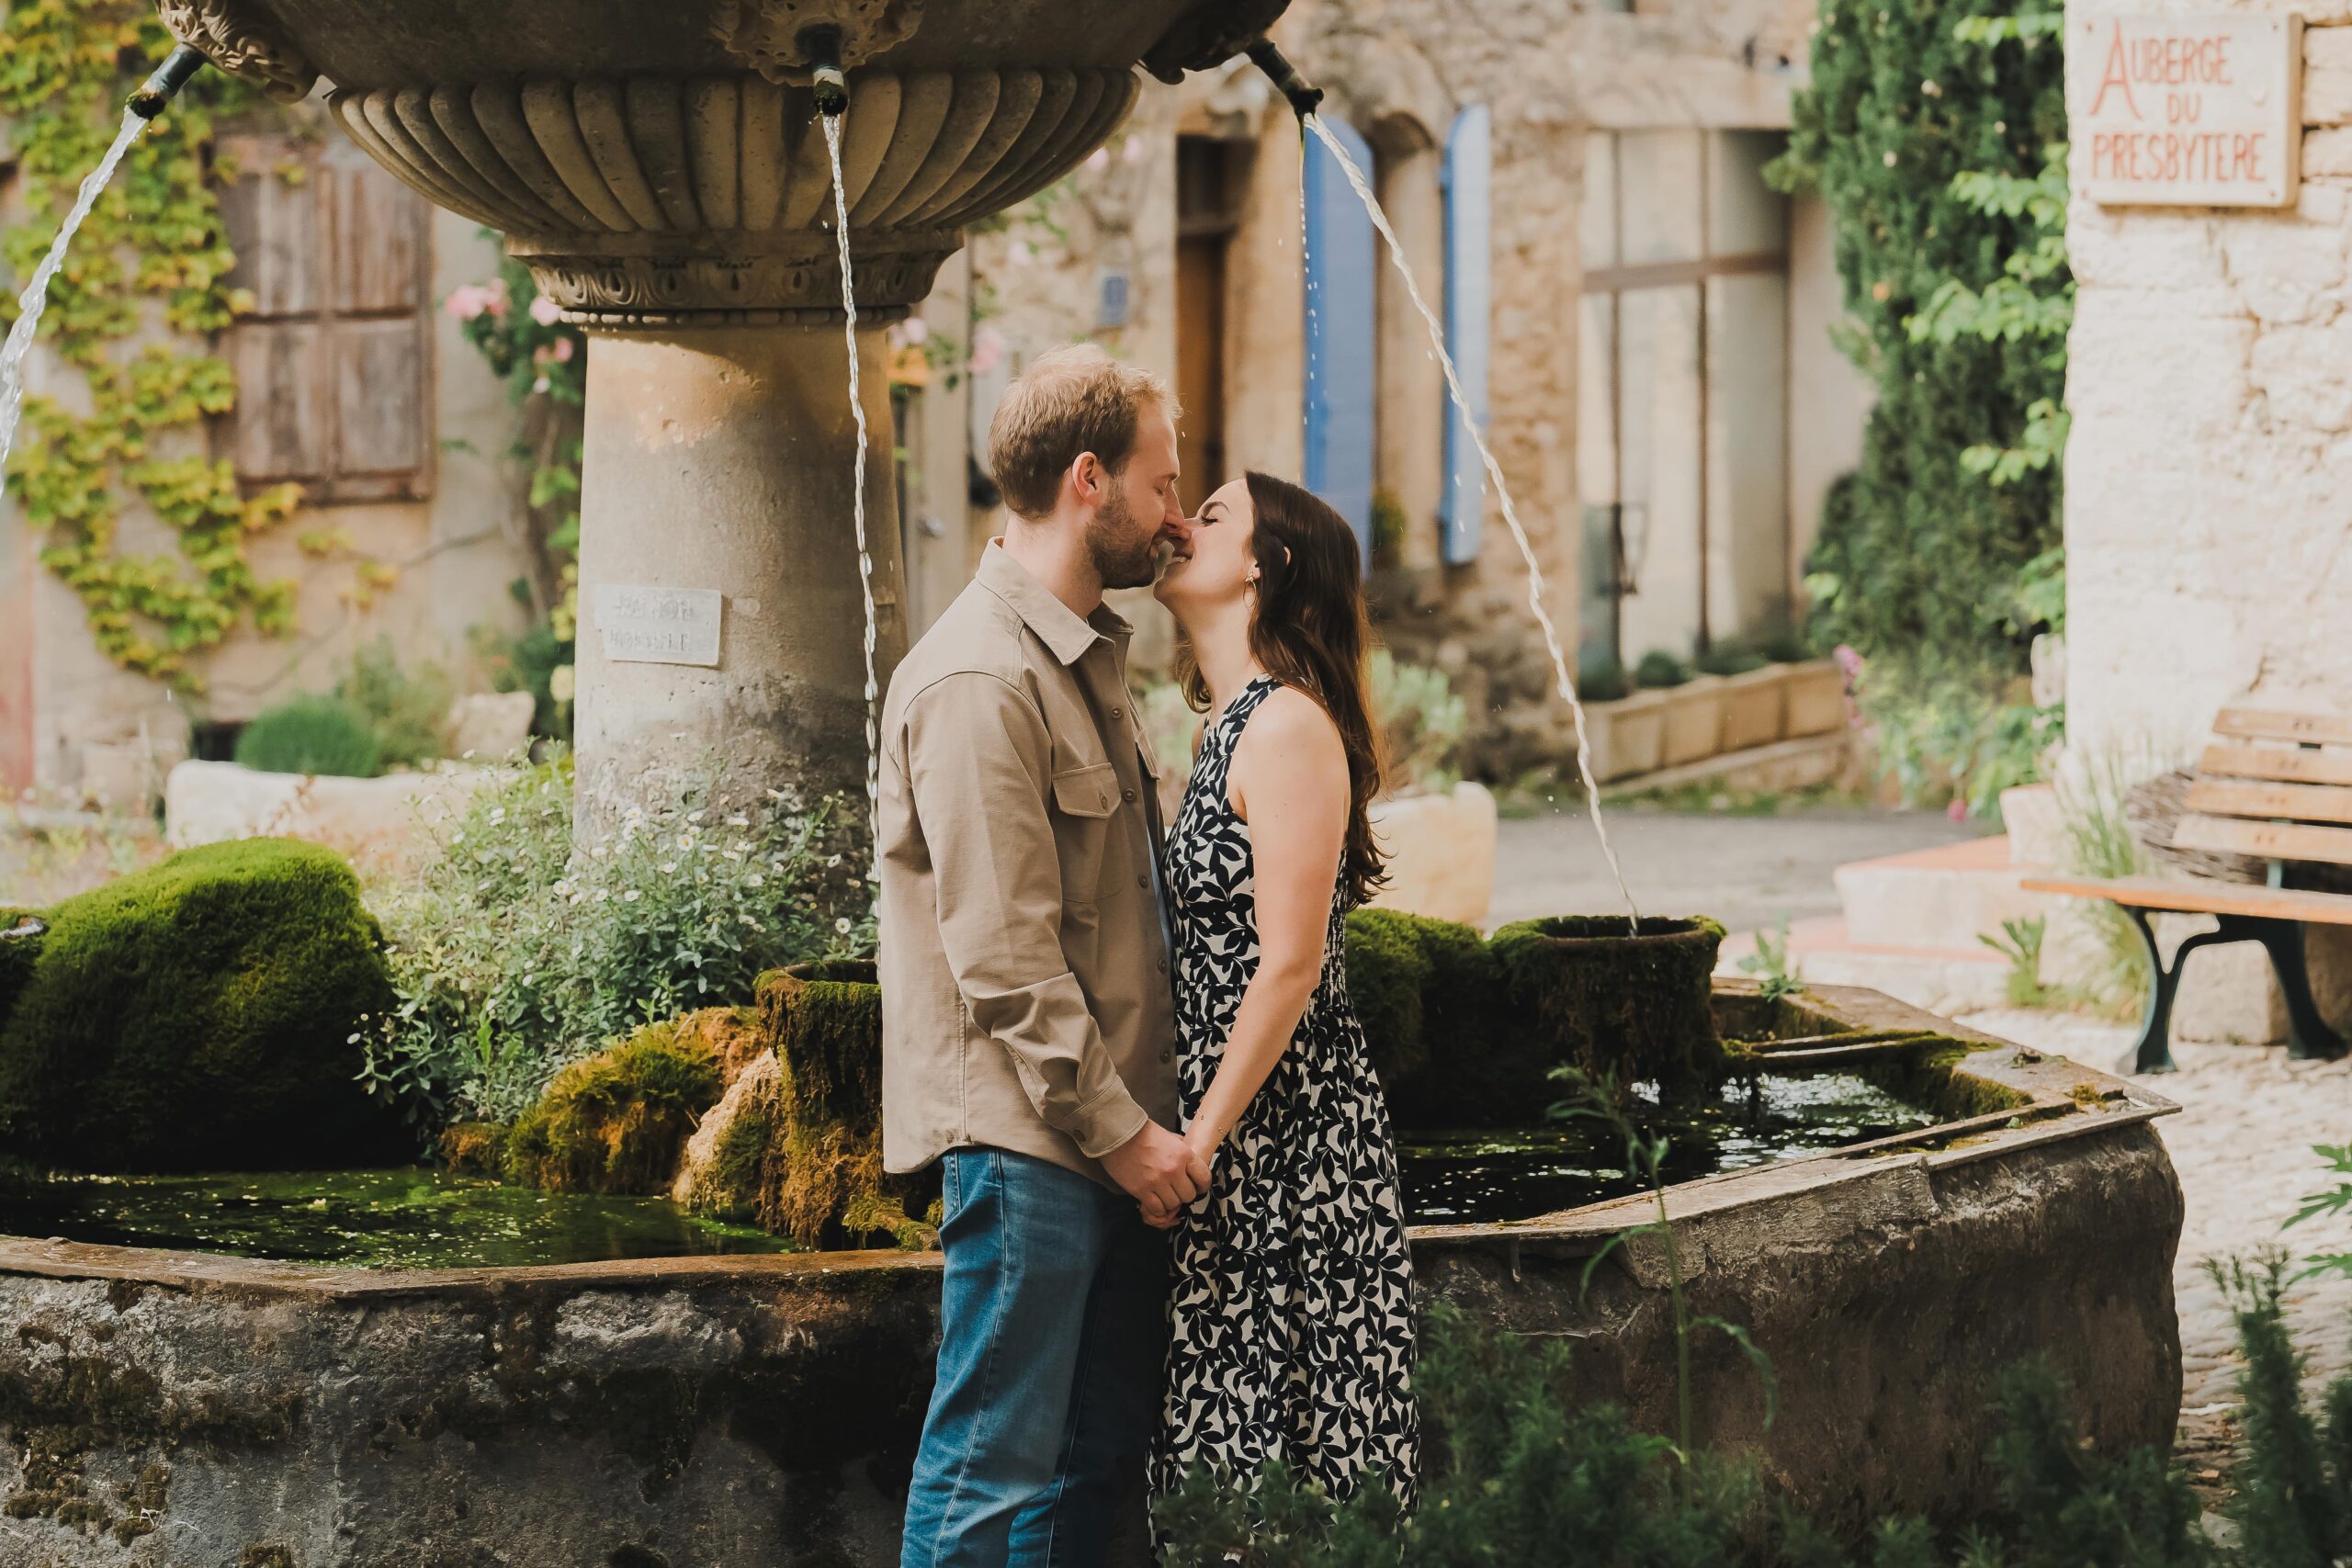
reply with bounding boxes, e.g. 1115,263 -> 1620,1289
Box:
987,344 -> 1180,520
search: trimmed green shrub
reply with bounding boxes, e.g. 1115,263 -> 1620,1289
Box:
1634,649 -> 1690,690
1695,642 -> 1769,678
233,693 -> 382,778
503,1012 -> 726,1194
0,912 -> 43,1026
0,839 -> 401,1170
1577,656 -> 1632,703
1343,909 -> 1434,1086
1488,915 -> 1727,1089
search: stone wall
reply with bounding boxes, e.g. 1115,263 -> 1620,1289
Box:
2066,5 -> 2352,758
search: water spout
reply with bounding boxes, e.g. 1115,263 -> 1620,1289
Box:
803,25 -> 850,117
1245,39 -> 1324,121
1300,113 -> 1642,930
130,44 -> 209,120
820,105 -> 881,859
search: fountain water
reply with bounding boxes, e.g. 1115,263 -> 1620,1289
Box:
1300,111 -> 1642,930
0,110 -> 149,478
819,88 -> 881,858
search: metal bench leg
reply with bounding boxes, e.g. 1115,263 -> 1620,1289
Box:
2121,907 -> 2180,1075
2245,917 -> 2351,1062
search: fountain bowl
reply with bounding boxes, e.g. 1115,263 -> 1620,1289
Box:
0,978 -> 2179,1564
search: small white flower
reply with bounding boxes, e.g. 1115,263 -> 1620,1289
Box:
660,861 -> 677,874
826,854 -> 842,869
688,810 -> 706,824
835,917 -> 852,933
677,832 -> 695,851
590,845 -> 607,859
594,889 -> 611,903
723,851 -> 742,863
623,889 -> 641,902
570,892 -> 585,906
696,871 -> 709,885
765,787 -> 786,802
452,832 -> 466,845
727,815 -> 749,828
625,804 -> 644,819
732,839 -> 752,853
347,1032 -> 361,1044
746,874 -> 764,887
489,807 -> 506,823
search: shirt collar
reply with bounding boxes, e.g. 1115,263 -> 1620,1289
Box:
977,540 -> 1130,666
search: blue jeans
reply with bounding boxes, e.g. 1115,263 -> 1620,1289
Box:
899,1147 -> 1169,1568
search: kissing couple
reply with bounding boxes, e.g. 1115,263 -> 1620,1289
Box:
880,344 -> 1419,1564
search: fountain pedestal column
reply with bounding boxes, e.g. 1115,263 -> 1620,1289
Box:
572,323 -> 901,841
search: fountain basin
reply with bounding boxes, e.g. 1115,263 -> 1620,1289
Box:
0,979 -> 2179,1563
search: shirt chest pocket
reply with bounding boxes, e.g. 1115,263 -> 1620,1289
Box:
1049,761 -> 1120,904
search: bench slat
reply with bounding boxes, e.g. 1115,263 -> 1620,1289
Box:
2199,742 -> 2352,787
2175,812 -> 2352,866
2185,778 -> 2352,826
2020,873 -> 2352,924
2214,707 -> 2352,747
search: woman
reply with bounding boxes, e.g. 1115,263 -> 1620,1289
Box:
1144,470 -> 1419,1525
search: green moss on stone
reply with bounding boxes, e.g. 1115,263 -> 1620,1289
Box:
700,1087 -> 775,1218
1487,915 -> 1727,1090
0,839 -> 401,1171
1342,909 -> 1434,1083
1345,909 -> 1543,1129
436,1122 -> 508,1176
752,963 -> 937,1248
503,1015 -> 726,1194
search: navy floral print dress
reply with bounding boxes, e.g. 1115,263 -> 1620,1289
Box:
1148,674 -> 1419,1527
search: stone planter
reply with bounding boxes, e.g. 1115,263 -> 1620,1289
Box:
1366,782 -> 1498,926
1580,690 -> 1669,783
1657,677 -> 1728,768
1714,664 -> 1791,752
1784,659 -> 1851,739
1488,915 -> 1727,1085
0,981 -> 2181,1562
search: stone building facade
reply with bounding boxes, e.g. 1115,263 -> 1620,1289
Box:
2066,3 -> 2352,758
895,0 -> 1871,774
0,128 -> 536,803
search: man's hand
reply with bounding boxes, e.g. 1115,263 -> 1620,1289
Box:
1102,1120 -> 1209,1219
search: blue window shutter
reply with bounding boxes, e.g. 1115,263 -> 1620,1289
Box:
1440,103 -> 1492,566
1303,118 -> 1377,569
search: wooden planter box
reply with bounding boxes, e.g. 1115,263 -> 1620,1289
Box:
1580,691 -> 1668,783
1784,659 -> 1850,738
1715,664 -> 1791,752
1658,676 -> 1727,768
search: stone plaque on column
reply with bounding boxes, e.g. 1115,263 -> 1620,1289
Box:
2072,14 -> 2301,207
594,585 -> 724,668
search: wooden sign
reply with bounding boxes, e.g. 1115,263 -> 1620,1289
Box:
2071,14 -> 2301,208
594,584 -> 723,667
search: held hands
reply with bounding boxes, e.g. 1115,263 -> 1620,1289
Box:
1102,1120 -> 1210,1228
1137,1122 -> 1221,1230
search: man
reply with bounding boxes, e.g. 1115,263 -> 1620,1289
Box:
881,344 -> 1208,1567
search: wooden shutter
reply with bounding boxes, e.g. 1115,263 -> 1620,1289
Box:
1440,104 -> 1492,566
1303,118 -> 1377,569
220,138 -> 434,502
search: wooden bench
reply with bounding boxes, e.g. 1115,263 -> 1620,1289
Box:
2023,706 -> 2352,1073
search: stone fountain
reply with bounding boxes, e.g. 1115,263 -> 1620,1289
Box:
155,0 -> 1285,833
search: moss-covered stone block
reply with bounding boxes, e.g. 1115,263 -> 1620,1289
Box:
752,962 -> 936,1249
1348,908 -> 1548,1129
503,1014 -> 727,1194
437,1122 -> 508,1177
1488,915 -> 1727,1089
0,839 -> 401,1171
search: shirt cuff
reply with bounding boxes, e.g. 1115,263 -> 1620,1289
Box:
1069,1083 -> 1151,1160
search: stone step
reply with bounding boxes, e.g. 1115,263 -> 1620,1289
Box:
1832,834 -> 2058,953
2000,782 -> 2065,870
1719,915 -> 2014,1018
1600,730 -> 1852,799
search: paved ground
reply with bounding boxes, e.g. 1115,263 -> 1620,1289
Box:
1492,807 -> 2352,1493
1489,801 -> 1981,933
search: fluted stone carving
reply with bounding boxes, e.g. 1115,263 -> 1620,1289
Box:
324,65 -> 1135,322
155,0 -> 318,102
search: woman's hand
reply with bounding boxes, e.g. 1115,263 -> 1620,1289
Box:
1140,1125 -> 1220,1228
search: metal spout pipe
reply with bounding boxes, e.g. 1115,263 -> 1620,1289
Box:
802,25 -> 849,117
1245,38 -> 1323,120
129,43 -> 208,119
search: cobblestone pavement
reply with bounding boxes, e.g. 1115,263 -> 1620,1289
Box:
1957,1010 -> 2352,1485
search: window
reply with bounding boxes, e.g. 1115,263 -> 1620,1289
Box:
217,136 -> 435,503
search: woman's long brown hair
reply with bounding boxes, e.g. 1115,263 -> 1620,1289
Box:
1181,471 -> 1388,908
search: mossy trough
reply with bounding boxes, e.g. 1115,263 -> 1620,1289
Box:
0,978 -> 2180,1566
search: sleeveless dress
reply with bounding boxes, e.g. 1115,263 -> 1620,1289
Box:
1148,674 -> 1420,1523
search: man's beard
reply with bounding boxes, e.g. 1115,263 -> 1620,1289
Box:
1085,485 -> 1160,591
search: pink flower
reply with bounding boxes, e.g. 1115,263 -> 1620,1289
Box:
900,314 -> 930,345
551,336 -> 575,363
445,283 -> 495,321
1122,136 -> 1147,164
1947,798 -> 1969,822
528,294 -> 562,326
968,326 -> 1006,377
1085,146 -> 1112,173
1832,643 -> 1863,681
1008,239 -> 1035,266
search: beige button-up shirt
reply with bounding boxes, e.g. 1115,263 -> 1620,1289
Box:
877,543 -> 1180,1190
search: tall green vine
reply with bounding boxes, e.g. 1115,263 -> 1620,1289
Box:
1,2 -> 300,691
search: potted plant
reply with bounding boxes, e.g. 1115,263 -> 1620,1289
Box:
1699,642 -> 1788,753
1639,650 -> 1726,769
1576,657 -> 1668,783
1784,656 -> 1851,738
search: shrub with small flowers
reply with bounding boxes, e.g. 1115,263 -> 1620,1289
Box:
361,754 -> 868,1126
